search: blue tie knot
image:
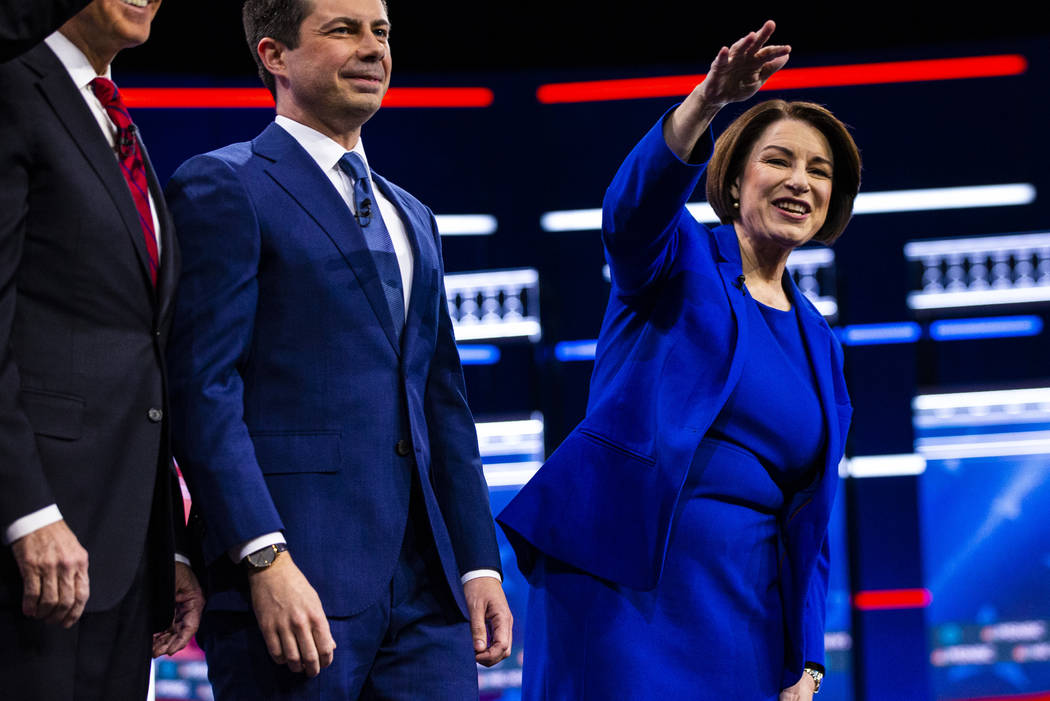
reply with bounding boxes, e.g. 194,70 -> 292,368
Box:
339,151 -> 369,184
338,151 -> 374,226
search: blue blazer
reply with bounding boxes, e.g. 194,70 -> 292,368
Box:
165,123 -> 500,618
499,115 -> 852,684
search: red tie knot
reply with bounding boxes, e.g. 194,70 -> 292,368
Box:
90,77 -> 133,132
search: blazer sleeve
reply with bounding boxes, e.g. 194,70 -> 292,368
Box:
0,80 -> 59,528
421,210 -> 501,575
601,108 -> 714,299
0,0 -> 92,62
164,154 -> 284,563
802,522 -> 831,671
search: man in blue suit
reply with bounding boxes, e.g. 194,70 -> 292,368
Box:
165,0 -> 511,697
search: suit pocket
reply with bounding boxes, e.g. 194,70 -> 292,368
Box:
21,389 -> 84,440
577,428 -> 656,468
249,431 -> 341,474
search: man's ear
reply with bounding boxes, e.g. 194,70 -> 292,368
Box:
257,37 -> 287,78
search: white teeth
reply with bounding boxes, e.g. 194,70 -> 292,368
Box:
121,0 -> 148,7
775,201 -> 807,214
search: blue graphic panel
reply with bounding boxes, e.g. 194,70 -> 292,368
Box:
917,389 -> 1050,700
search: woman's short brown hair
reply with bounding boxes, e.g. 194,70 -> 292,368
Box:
706,100 -> 861,245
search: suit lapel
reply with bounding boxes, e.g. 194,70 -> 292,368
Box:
712,224 -> 750,395
23,45 -> 157,298
253,124 -> 400,355
787,274 -> 841,486
371,172 -> 438,359
140,136 -> 178,318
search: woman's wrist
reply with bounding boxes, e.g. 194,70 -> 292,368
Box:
802,665 -> 823,693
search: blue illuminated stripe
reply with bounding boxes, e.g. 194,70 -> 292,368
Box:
478,453 -> 539,465
554,339 -> 598,361
457,345 -> 501,365
838,322 -> 922,346
929,315 -> 1043,341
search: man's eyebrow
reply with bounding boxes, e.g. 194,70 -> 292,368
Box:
319,16 -> 390,27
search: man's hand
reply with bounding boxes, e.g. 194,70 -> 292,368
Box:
248,553 -> 335,677
779,670 -> 817,701
152,561 -> 206,657
463,576 -> 512,666
11,520 -> 89,628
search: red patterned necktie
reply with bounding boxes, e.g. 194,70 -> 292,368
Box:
89,77 -> 159,286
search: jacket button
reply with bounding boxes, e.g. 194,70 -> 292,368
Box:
395,439 -> 411,456
147,408 -> 164,422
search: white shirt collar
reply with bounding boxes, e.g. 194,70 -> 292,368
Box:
274,115 -> 369,176
44,31 -> 112,89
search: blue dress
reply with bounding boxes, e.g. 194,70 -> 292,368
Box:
521,295 -> 826,700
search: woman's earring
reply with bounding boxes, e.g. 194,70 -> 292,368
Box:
732,200 -> 739,209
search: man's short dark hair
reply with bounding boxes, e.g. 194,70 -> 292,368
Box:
242,0 -> 390,98
242,0 -> 313,97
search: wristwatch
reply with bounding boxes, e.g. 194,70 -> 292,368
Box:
804,666 -> 824,694
242,543 -> 288,572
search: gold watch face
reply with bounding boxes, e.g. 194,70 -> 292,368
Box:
246,545 -> 276,569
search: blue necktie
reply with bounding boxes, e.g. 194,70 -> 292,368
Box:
337,152 -> 405,339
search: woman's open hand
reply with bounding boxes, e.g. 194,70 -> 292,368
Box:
698,20 -> 790,109
664,20 -> 790,160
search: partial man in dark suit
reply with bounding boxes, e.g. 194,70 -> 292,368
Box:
0,0 -> 92,61
165,0 -> 512,697
0,1 -> 204,699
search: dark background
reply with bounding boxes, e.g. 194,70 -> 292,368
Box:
127,2 -> 1047,77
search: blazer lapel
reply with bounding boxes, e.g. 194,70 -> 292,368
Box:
253,124 -> 400,355
24,45 -> 156,297
371,172 -> 438,359
787,274 -> 842,487
711,224 -> 750,395
141,138 -> 179,318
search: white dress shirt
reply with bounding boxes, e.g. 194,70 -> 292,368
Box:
231,117 -> 499,584
4,31 -> 171,553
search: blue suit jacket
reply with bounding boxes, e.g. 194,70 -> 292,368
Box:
165,123 -> 500,618
499,115 -> 851,685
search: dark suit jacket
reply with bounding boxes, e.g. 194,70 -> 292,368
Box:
165,123 -> 500,618
499,114 -> 852,688
0,41 -> 182,630
0,0 -> 91,62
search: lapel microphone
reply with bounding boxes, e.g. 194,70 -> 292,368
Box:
118,127 -> 135,154
354,197 -> 372,227
734,275 -> 747,295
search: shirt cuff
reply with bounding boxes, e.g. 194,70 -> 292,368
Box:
228,532 -> 286,563
4,504 -> 64,545
460,569 -> 502,584
174,553 -> 192,566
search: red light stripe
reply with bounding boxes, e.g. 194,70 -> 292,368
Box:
853,588 -> 932,610
536,54 -> 1027,104
945,693 -> 1050,701
122,88 -> 273,108
382,87 -> 494,108
121,86 -> 495,109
